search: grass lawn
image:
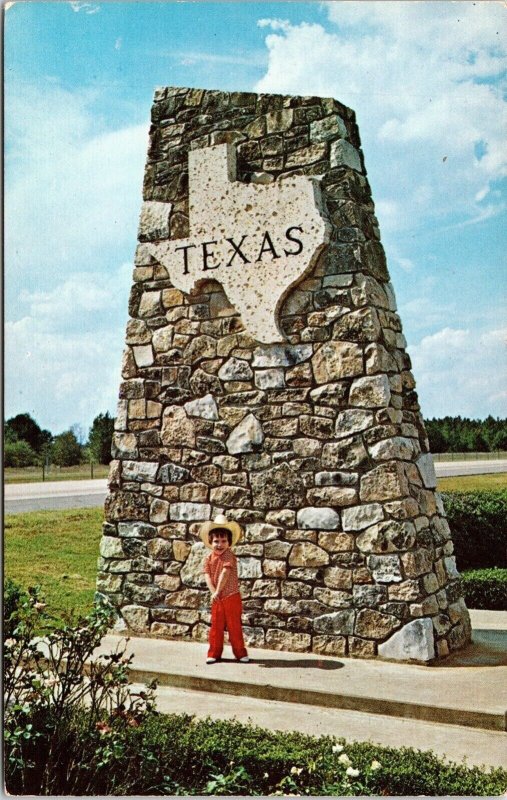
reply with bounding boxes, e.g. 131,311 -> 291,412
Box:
4,507 -> 103,620
4,464 -> 110,484
437,472 -> 507,492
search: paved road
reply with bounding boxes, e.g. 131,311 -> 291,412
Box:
4,460 -> 506,514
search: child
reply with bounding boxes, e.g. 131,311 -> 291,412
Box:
200,514 -> 249,664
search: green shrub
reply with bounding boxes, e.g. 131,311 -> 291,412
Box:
442,490 -> 507,570
4,440 -> 39,467
461,568 -> 507,610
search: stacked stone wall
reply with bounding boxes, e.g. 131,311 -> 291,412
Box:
98,86 -> 471,661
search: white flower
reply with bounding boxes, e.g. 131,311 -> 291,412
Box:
290,766 -> 303,776
4,638 -> 16,648
371,759 -> 381,771
346,766 -> 360,778
338,753 -> 351,766
263,772 -> 269,778
332,743 -> 344,753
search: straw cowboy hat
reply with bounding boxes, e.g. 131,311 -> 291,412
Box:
199,514 -> 242,549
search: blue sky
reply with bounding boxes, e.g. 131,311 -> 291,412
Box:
5,0 -> 506,436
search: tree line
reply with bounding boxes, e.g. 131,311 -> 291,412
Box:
4,413 -> 115,468
4,412 -> 506,469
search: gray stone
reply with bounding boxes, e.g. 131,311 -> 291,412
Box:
238,558 -> 263,579
122,604 -> 150,633
245,523 -> 283,542
254,369 -> 285,389
312,341 -> 363,382
118,522 -> 157,539
368,437 -> 416,461
416,453 -> 437,489
227,413 -> 264,454
184,393 -> 219,420
297,506 -> 341,530
169,502 -> 211,521
335,410 -> 374,438
349,375 -> 391,408
150,499 -> 170,524
289,542 -> 330,567
157,462 -> 191,484
122,460 -> 159,482
378,617 -> 435,662
356,520 -> 416,553
252,344 -> 312,368
310,114 -> 347,142
341,503 -> 384,531
99,536 -> 125,558
330,139 -> 362,172
218,357 -> 253,381
138,200 -> 171,240
313,610 -> 355,635
180,542 -> 208,587
161,406 -> 196,447
368,554 -> 403,583
250,463 -> 306,509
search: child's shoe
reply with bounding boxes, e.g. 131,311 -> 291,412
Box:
206,657 -> 218,664
238,656 -> 250,663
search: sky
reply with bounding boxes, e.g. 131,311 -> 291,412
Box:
4,0 -> 506,437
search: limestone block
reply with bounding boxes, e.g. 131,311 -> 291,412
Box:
210,485 -> 250,506
353,584 -> 387,607
251,579 -> 280,598
416,453 -> 437,489
312,636 -> 347,656
150,499 -> 170,524
122,461 -> 159,483
289,543 -> 330,567
356,520 -> 416,554
341,503 -> 384,531
265,540 -> 292,559
323,566 -> 353,590
104,491 -> 149,522
138,200 -> 172,240
365,343 -> 397,375
218,357 -> 253,381
285,143 -> 327,167
184,394 -> 219,420
313,610 -> 355,635
180,542 -> 208,587
333,307 -> 381,343
138,291 -> 162,318
368,437 -> 416,461
118,522 -> 157,539
378,617 -> 435,662
322,436 -> 369,470
401,548 -> 433,578
226,413 -> 264,454
146,538 -> 173,560
169,503 -> 212,522
330,139 -> 362,172
162,288 -> 185,308
265,629 -> 311,651
96,573 -> 123,593
112,432 -> 138,459
152,327 -> 173,352
315,471 -> 359,487
296,507 -> 340,531
367,554 -> 403,583
173,541 -> 192,561
157,462 -> 190,484
151,622 -> 190,638
355,608 -> 401,639
310,382 -> 348,407
264,559 -> 287,578
255,368 -> 285,389
250,463 -> 306,509
360,462 -> 410,502
238,558 -> 263,579
252,344 -> 312,368
99,536 -> 125,558
122,605 -> 150,633
165,588 -> 207,608
444,556 -> 460,579
349,375 -> 391,409
266,108 -> 293,133
245,523 -> 283,542
307,487 -> 358,507
155,575 -> 181,591
335,410 -> 374,438
310,114 -> 347,142
312,341 -> 363,382
184,336 -> 216,363
318,532 -> 355,552
161,406 -> 196,447
387,580 -> 421,601
314,588 -> 352,608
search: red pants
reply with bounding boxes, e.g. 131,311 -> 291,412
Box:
208,592 -> 248,660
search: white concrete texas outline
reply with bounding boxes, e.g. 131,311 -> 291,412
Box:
148,143 -> 330,343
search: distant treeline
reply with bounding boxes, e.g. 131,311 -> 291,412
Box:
424,416 -> 507,453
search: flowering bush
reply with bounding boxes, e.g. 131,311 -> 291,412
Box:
4,581 -> 157,795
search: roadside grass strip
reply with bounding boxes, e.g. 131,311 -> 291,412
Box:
437,472 -> 507,491
4,507 -> 102,620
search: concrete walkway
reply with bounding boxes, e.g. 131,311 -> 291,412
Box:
94,610 -> 507,769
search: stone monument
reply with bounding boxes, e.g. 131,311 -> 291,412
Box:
97,86 -> 471,662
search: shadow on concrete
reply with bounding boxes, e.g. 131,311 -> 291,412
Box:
438,630 -> 507,668
251,658 -> 344,670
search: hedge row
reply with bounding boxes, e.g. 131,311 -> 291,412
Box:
442,490 -> 507,570
461,568 -> 507,611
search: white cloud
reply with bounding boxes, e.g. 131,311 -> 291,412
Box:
5,80 -> 148,290
70,2 -> 100,14
255,3 -> 506,237
409,326 -> 507,418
